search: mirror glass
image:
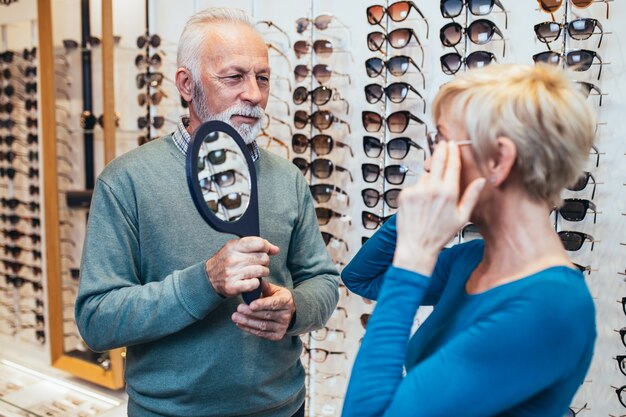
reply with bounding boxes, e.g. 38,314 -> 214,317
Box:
195,130 -> 251,222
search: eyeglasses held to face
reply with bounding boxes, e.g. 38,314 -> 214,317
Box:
441,0 -> 508,29
366,1 -> 430,37
365,55 -> 425,89
534,19 -> 604,49
440,19 -> 506,58
427,131 -> 472,155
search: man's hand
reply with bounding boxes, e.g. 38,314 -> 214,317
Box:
231,280 -> 296,341
206,237 -> 280,297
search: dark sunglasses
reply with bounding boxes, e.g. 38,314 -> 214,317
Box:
296,14 -> 346,34
292,86 -> 349,112
292,157 -> 353,182
206,192 -> 249,212
365,55 -> 425,89
537,0 -> 610,19
0,51 -> 14,63
197,149 -> 240,168
199,169 -> 247,191
366,1 -> 430,36
294,39 -> 336,59
441,50 -> 497,75
137,116 -> 174,130
440,19 -> 506,57
294,64 -> 351,84
315,207 -> 351,226
321,231 -> 349,252
362,211 -> 393,230
310,184 -> 350,205
1,198 -> 40,211
135,72 -> 165,88
367,29 -> 424,66
363,136 -> 425,160
134,52 -> 163,69
534,18 -> 604,48
136,34 -> 162,49
556,198 -> 597,223
1,229 -> 41,244
575,81 -> 603,106
441,0 -> 508,28
294,110 -> 351,133
566,171 -> 597,199
532,49 -> 603,80
558,231 -> 596,252
292,134 -> 354,157
364,82 -> 425,112
0,214 -> 40,228
0,102 -> 13,114
362,188 -> 401,209
361,163 -> 415,185
362,110 -> 426,135
137,91 -> 167,106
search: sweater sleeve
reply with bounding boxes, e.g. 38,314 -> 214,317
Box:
285,174 -> 340,336
75,178 -> 225,352
342,266 -> 594,417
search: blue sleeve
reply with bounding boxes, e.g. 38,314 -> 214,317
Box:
341,215 -> 450,304
342,267 -> 594,417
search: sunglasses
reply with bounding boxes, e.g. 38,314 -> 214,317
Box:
292,86 -> 349,112
294,110 -> 351,133
363,136 -> 425,160
362,188 -> 401,209
135,72 -> 166,89
292,157 -> 353,182
1,229 -> 41,245
366,1 -> 430,36
0,214 -> 40,228
362,110 -> 426,135
137,90 -> 168,106
310,184 -> 350,205
556,198 -> 597,223
1,198 -> 40,211
441,0 -> 508,28
532,49 -> 603,80
134,52 -> 164,69
534,19 -> 604,49
294,39 -> 337,59
321,232 -> 349,252
292,134 -> 354,157
364,82 -> 425,112
566,171 -> 597,199
296,14 -> 347,34
362,211 -> 393,229
0,102 -> 14,114
361,163 -> 416,185
197,149 -> 240,168
575,81 -> 603,107
0,51 -> 14,63
440,19 -> 506,57
367,29 -> 424,66
137,116 -> 175,130
315,207 -> 351,226
365,55 -> 425,89
199,169 -> 247,191
136,34 -> 162,49
440,50 -> 497,75
294,64 -> 351,85
206,192 -> 249,212
558,231 -> 596,251
537,0 -> 610,19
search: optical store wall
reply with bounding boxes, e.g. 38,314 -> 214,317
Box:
1,0 -> 625,416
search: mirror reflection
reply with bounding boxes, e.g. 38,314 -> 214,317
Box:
196,131 -> 251,222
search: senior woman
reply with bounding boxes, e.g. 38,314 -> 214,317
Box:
342,64 -> 596,417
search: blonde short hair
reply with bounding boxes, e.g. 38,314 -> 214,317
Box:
177,8 -> 256,80
432,64 -> 596,207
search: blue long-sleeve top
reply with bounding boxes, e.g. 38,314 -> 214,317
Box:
342,215 -> 596,417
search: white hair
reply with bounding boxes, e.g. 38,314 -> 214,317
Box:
177,7 -> 256,80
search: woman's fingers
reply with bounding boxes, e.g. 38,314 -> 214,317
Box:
457,177 -> 486,222
427,141 -> 448,181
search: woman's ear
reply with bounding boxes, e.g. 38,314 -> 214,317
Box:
176,67 -> 194,103
485,136 -> 516,186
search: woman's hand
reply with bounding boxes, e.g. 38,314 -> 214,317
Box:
393,141 -> 486,275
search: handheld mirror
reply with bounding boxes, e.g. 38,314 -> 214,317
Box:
186,120 -> 261,304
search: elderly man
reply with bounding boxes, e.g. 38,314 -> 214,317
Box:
75,8 -> 339,417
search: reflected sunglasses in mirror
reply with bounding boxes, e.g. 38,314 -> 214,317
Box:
367,29 -> 424,66
296,14 -> 348,34
440,19 -> 506,57
362,188 -> 401,209
294,64 -> 351,84
316,207 -> 351,226
363,136 -> 425,160
537,0 -> 610,20
292,157 -> 353,182
365,55 -> 425,89
294,110 -> 351,133
440,50 -> 496,75
199,169 -> 247,191
310,184 -> 350,205
364,82 -> 425,112
441,0 -> 508,28
557,231 -> 596,251
532,50 -> 603,80
566,171 -> 597,199
198,149 -> 240,168
556,198 -> 597,223
321,231 -> 349,251
362,211 -> 393,229
206,192 -> 249,212
361,163 -> 416,185
292,134 -> 354,157
367,1 -> 430,36
534,19 -> 604,48
575,81 -> 603,107
292,86 -> 349,113
294,39 -> 338,59
362,110 -> 426,135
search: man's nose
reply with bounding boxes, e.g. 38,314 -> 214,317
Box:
240,77 -> 263,105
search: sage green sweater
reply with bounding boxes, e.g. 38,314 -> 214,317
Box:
75,135 -> 339,417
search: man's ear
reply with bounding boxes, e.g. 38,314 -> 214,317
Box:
485,136 -> 517,186
176,67 -> 194,103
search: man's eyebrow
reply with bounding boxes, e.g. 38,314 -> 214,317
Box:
220,65 -> 270,74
